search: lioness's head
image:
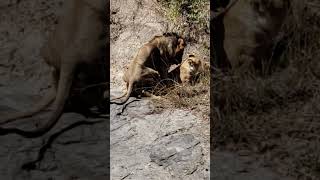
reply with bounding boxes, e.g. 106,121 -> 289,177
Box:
186,54 -> 201,72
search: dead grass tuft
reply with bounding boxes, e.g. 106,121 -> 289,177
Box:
152,67 -> 210,120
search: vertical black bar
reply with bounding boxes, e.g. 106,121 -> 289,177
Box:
106,0 -> 111,179
210,0 -> 230,178
210,0 -> 216,178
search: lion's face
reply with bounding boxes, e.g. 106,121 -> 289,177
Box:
183,54 -> 201,73
175,38 -> 186,54
173,38 -> 186,64
188,59 -> 201,72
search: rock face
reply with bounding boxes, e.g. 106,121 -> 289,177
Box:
110,100 -> 209,179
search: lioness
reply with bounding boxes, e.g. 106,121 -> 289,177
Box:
110,33 -> 186,105
180,54 -> 209,85
0,0 -> 107,138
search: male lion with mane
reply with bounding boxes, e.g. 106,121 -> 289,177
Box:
111,32 -> 186,105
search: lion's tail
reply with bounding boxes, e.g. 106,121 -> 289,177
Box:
110,82 -> 133,105
110,90 -> 127,101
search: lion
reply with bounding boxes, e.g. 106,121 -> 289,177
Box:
110,33 -> 186,105
0,0 -> 107,138
213,0 -> 289,72
179,54 -> 209,85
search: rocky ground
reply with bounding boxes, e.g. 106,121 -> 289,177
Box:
0,0 -> 295,179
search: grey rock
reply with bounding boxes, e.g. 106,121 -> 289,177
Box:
149,134 -> 203,179
110,95 -> 209,179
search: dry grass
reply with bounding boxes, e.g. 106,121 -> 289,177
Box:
212,0 -> 320,179
152,66 -> 210,120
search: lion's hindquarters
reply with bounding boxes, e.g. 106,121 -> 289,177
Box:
111,34 -> 186,104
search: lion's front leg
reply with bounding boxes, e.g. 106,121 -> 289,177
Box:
141,90 -> 162,100
157,66 -> 169,80
141,67 -> 160,78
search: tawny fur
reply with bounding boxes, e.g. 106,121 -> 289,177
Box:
213,0 -> 289,71
222,0 -> 289,70
0,0 -> 106,138
180,54 -> 209,85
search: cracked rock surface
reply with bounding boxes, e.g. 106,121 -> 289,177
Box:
110,99 -> 209,179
